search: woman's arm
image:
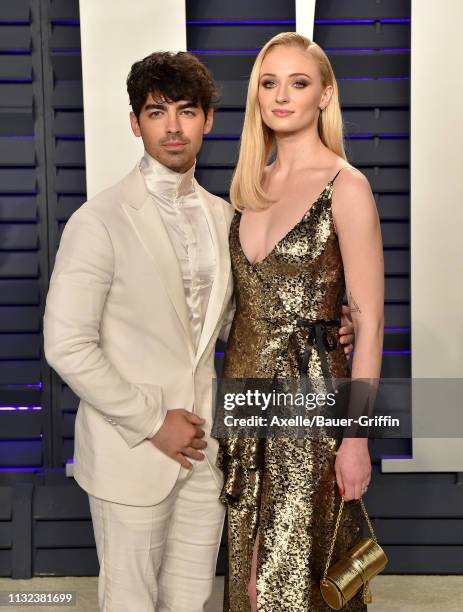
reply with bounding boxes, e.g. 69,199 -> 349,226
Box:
331,167 -> 385,500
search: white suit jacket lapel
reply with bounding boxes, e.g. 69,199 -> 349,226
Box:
194,184 -> 231,366
120,165 -> 195,357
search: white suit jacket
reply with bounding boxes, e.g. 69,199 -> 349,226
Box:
43,164 -> 235,505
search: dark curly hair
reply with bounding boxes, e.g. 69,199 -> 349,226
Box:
127,51 -> 219,119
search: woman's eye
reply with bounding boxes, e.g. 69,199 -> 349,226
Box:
261,80 -> 276,88
293,80 -> 308,88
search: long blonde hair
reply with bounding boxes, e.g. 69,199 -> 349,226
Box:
230,32 -> 346,211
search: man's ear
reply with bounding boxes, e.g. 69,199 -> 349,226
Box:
130,111 -> 142,137
203,108 -> 214,135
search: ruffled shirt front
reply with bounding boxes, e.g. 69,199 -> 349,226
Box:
139,151 -> 216,352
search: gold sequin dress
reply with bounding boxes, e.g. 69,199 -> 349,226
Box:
216,169 -> 367,611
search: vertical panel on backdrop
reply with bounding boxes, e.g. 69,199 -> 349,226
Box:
79,0 -> 187,198
295,0 -> 316,40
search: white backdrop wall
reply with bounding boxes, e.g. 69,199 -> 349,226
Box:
408,0 -> 463,380
79,0 -> 187,198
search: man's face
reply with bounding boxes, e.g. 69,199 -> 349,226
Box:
130,93 -> 214,173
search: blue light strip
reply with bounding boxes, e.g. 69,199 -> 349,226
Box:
316,19 -> 374,24
0,406 -> 42,411
0,50 -> 31,54
345,133 -> 409,139
380,454 -> 413,459
50,20 -> 80,25
1,383 -> 42,388
325,48 -> 410,53
0,467 -> 41,472
315,19 -> 411,24
338,76 -> 409,81
0,21 -> 31,25
0,79 -> 32,83
370,133 -> 409,138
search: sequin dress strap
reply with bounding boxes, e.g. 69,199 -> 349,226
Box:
326,167 -> 346,205
331,167 -> 344,184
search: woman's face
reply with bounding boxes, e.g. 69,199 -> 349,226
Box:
258,44 -> 332,135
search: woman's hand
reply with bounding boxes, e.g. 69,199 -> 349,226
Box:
334,438 -> 371,501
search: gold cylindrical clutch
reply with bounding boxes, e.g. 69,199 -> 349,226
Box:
320,498 -> 388,610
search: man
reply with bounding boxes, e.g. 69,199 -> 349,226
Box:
43,51 -> 354,612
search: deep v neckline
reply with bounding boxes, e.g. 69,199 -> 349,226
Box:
238,181 -> 333,267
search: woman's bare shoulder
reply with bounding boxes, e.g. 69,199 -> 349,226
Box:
331,164 -> 377,228
335,163 -> 371,194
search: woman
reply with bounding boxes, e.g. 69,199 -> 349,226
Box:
216,32 -> 384,611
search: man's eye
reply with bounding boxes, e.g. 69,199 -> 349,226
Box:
149,111 -> 162,117
181,110 -> 195,116
261,80 -> 276,88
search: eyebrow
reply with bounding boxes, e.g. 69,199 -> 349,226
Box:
143,101 -> 199,111
260,72 -> 312,79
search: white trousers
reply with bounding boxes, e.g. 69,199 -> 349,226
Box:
88,459 -> 225,612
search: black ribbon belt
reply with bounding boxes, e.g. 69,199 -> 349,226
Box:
293,318 -> 340,395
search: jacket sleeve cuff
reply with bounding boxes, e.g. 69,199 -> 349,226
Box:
116,384 -> 167,449
145,409 -> 167,440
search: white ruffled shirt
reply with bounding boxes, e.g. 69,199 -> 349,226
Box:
139,151 -> 216,353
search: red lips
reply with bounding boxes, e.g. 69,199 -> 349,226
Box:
271,109 -> 294,117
